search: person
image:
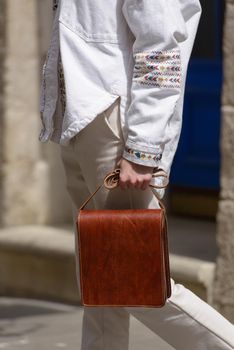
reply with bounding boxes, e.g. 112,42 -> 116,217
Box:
39,0 -> 234,349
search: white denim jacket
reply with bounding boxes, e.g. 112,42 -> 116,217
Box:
39,0 -> 201,175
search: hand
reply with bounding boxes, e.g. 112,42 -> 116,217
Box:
117,158 -> 154,190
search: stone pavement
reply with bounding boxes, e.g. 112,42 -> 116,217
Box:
0,214 -> 218,349
0,297 -> 174,350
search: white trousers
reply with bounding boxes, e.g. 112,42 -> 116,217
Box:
60,98 -> 234,350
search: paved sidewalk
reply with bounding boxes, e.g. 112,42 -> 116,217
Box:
0,215 -> 217,349
0,298 -> 174,350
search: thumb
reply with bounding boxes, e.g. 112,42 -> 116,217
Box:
116,158 -> 122,168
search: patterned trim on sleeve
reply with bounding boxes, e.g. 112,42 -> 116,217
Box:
133,49 -> 181,89
123,143 -> 162,167
125,146 -> 162,162
58,55 -> 66,114
53,0 -> 59,11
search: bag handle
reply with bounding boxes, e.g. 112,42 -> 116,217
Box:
79,168 -> 169,211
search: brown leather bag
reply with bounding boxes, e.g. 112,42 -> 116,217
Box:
76,169 -> 171,307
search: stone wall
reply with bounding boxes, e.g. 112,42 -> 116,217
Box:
0,0 -> 72,227
213,0 -> 234,322
0,0 -> 6,226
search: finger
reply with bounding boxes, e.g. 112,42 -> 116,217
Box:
119,178 -> 130,190
141,179 -> 151,191
135,179 -> 143,190
119,181 -> 128,190
129,179 -> 138,189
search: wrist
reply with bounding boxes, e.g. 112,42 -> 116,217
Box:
118,158 -> 154,175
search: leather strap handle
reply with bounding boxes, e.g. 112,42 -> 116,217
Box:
79,168 -> 169,210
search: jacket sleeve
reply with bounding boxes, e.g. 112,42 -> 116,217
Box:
121,0 -> 189,168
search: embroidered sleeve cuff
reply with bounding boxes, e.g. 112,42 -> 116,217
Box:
122,141 -> 163,167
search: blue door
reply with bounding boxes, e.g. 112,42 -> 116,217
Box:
170,0 -> 224,217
